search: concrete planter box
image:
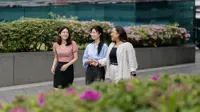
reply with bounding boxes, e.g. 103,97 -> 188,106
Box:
0,45 -> 195,87
135,45 -> 195,69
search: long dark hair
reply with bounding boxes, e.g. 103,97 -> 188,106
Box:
90,26 -> 104,55
56,26 -> 72,46
115,26 -> 128,42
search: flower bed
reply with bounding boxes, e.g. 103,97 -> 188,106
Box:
126,24 -> 190,47
0,18 -> 190,52
0,74 -> 200,112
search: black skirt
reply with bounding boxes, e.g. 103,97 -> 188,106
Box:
54,62 -> 74,89
86,65 -> 105,85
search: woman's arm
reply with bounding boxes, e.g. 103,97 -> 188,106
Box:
98,43 -> 113,66
51,43 -> 58,73
61,52 -> 78,71
51,56 -> 58,71
66,52 -> 78,66
66,41 -> 79,66
127,43 -> 138,75
82,44 -> 90,68
101,43 -> 108,59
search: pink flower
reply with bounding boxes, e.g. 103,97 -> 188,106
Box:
66,87 -> 75,95
185,33 -> 190,38
0,104 -> 2,109
151,76 -> 157,81
148,31 -> 154,36
38,92 -> 45,106
126,83 -> 134,91
175,82 -> 179,87
151,74 -> 160,81
80,89 -> 101,101
11,107 -> 29,112
168,84 -> 173,89
155,74 -> 160,78
180,28 -> 187,34
180,84 -> 186,89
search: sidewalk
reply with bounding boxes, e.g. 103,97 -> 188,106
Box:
0,51 -> 200,103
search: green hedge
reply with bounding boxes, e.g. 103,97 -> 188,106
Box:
0,18 -> 113,52
0,74 -> 200,112
0,18 -> 190,52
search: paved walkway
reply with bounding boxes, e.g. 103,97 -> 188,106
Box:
0,51 -> 200,103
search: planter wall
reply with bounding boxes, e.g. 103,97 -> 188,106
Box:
136,45 -> 195,69
0,45 -> 195,87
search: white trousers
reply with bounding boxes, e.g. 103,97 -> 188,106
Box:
108,65 -> 121,82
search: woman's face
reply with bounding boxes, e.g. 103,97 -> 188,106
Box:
59,28 -> 69,40
90,29 -> 100,40
111,28 -> 119,41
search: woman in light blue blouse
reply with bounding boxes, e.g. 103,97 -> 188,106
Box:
82,26 -> 108,85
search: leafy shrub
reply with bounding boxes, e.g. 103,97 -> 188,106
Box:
0,74 -> 200,112
0,18 -> 190,52
0,18 -> 113,52
126,24 -> 190,47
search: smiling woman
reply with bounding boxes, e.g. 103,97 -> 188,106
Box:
82,26 -> 108,85
51,26 -> 78,90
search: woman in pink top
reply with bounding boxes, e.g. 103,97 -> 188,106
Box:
51,26 -> 78,90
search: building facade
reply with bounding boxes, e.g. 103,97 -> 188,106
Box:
0,0 -> 195,41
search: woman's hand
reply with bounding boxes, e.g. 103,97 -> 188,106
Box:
90,61 -> 98,66
130,71 -> 136,78
98,60 -> 104,66
86,59 -> 98,66
51,67 -> 55,74
60,64 -> 69,71
85,60 -> 93,64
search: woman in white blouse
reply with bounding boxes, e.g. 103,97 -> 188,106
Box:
98,26 -> 138,82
